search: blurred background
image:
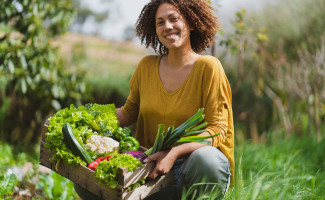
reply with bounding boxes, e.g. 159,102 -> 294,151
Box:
0,0 -> 324,199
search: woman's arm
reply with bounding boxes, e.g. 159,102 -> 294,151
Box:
116,108 -> 133,127
144,131 -> 212,179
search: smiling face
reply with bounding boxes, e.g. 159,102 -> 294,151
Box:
155,3 -> 192,52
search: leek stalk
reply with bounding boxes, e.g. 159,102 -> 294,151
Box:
145,108 -> 220,156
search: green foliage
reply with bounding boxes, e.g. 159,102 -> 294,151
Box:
45,103 -> 119,167
0,142 -> 37,175
0,0 -> 90,146
180,136 -> 325,200
258,0 -> 325,60
89,103 -> 119,133
36,172 -> 77,200
0,174 -> 17,197
219,0 -> 325,139
0,140 -> 80,199
226,136 -> 325,200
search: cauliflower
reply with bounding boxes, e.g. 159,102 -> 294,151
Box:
85,135 -> 119,154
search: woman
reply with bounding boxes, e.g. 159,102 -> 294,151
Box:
117,0 -> 234,199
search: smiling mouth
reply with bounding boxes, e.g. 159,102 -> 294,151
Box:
165,33 -> 178,40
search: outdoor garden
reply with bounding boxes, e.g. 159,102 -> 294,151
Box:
0,0 -> 324,199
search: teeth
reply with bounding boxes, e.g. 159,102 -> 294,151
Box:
166,34 -> 178,39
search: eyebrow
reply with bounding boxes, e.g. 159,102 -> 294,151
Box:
155,13 -> 178,21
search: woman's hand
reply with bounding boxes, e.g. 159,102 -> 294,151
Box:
144,150 -> 178,179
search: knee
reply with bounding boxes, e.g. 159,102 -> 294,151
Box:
180,147 -> 231,197
191,146 -> 229,169
184,146 -> 230,182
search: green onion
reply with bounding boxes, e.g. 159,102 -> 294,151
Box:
145,108 -> 220,156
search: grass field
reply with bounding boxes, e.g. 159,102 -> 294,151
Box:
54,32 -> 148,78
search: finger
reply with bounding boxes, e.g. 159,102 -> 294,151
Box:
143,152 -> 159,163
149,168 -> 160,179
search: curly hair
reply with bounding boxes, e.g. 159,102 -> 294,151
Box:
135,0 -> 220,54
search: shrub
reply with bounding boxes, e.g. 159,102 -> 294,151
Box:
0,0 -> 89,146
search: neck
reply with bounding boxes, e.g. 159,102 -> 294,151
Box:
165,47 -> 198,68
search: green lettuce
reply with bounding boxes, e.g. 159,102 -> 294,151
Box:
94,154 -> 142,188
89,104 -> 119,134
44,103 -> 119,167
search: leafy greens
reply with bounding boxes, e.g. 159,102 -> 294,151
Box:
45,104 -> 119,167
94,153 -> 142,188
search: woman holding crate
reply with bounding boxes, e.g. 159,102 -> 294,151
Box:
116,0 -> 234,199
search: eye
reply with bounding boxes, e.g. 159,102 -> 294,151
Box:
156,21 -> 164,26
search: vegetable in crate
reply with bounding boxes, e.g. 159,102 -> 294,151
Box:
62,123 -> 94,165
44,103 -> 119,167
87,103 -> 119,135
113,127 -> 132,141
128,178 -> 147,191
122,150 -> 148,163
145,108 -> 219,156
119,136 -> 140,153
94,153 -> 142,188
88,156 -> 112,171
85,134 -> 119,155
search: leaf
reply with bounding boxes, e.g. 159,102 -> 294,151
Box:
102,130 -> 113,137
99,122 -> 107,132
21,78 -> 27,94
8,60 -> 15,74
0,174 -> 18,195
20,55 -> 28,69
85,103 -> 94,109
257,33 -> 269,42
51,99 -> 61,110
88,109 -> 101,117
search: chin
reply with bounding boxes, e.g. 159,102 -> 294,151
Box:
164,43 -> 182,50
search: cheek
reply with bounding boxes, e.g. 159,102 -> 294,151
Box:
156,28 -> 164,40
156,27 -> 161,36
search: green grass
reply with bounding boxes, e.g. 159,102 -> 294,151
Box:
1,135 -> 324,199
225,136 -> 325,200
180,135 -> 325,200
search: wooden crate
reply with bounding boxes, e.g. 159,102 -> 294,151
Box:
39,122 -> 174,200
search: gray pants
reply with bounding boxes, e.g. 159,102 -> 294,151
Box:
146,146 -> 231,200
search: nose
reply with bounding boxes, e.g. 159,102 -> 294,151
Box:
164,20 -> 173,30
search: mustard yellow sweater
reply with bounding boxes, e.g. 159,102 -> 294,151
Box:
121,55 -> 234,183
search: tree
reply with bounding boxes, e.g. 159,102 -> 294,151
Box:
218,0 -> 325,141
0,0 -> 89,146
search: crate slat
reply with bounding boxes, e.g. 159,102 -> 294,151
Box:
122,173 -> 175,200
120,162 -> 155,188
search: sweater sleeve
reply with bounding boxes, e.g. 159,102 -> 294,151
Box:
201,57 -> 232,148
